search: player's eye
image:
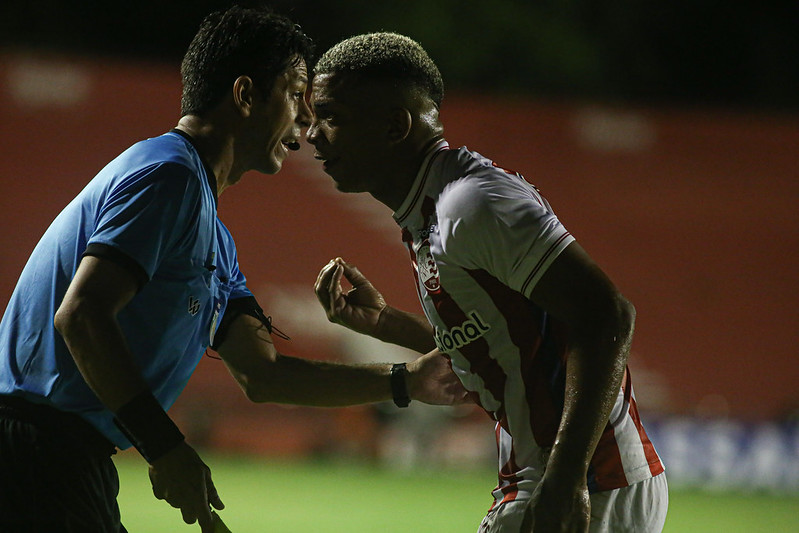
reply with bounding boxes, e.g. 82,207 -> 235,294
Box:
313,110 -> 331,121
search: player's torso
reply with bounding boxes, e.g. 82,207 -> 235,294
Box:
397,150 -> 567,483
405,219 -> 537,406
396,144 -> 664,497
402,195 -> 564,502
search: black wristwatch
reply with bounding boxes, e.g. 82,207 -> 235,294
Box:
390,363 -> 411,408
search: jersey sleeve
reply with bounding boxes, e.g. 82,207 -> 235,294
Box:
227,263 -> 251,300
218,220 -> 252,301
86,162 -> 202,282
437,173 -> 574,299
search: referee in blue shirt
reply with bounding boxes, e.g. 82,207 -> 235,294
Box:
0,6 -> 466,532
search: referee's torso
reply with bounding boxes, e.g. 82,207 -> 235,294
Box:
0,130 -> 249,448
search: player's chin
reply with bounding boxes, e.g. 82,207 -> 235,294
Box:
334,181 -> 367,194
326,169 -> 358,192
330,177 -> 355,192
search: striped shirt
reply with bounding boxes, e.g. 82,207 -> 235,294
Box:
394,140 -> 664,506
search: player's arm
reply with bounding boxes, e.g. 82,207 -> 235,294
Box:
528,241 -> 634,531
314,257 -> 436,353
215,311 -> 464,407
54,255 -> 222,533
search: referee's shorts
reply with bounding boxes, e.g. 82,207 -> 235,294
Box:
0,394 -> 125,533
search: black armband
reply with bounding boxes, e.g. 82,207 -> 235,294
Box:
211,296 -> 290,350
390,363 -> 411,408
113,392 -> 184,463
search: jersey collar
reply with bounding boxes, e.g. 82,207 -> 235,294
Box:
393,139 -> 449,224
170,128 -> 218,208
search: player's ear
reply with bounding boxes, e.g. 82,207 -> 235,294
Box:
232,75 -> 255,118
387,107 -> 412,144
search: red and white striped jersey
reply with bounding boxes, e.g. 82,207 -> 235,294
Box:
394,140 -> 664,506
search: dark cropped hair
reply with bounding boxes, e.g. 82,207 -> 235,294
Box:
180,5 -> 314,116
315,32 -> 444,107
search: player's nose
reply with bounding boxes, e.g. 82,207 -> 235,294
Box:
306,120 -> 320,145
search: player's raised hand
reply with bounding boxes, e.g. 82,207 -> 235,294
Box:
406,350 -> 471,405
314,257 -> 387,336
148,442 -> 224,532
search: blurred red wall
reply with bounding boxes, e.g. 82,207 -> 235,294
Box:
1,51 -> 797,426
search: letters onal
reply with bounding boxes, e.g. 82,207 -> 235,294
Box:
434,311 -> 491,353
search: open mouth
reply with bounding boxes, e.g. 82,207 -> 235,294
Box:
282,139 -> 301,151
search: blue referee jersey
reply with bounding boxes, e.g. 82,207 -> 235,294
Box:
0,130 -> 252,448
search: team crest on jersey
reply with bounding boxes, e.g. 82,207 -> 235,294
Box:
417,240 -> 441,293
188,296 -> 201,316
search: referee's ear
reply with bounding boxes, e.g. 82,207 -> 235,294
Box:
232,75 -> 256,118
387,107 -> 412,144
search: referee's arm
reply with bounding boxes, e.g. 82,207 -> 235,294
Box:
54,254 -> 222,533
216,312 -> 466,407
54,255 -> 148,410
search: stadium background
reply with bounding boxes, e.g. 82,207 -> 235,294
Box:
1,0 -> 797,528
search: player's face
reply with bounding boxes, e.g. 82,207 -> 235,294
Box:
306,73 -> 391,193
247,58 -> 311,175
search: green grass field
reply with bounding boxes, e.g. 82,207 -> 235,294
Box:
116,451 -> 799,532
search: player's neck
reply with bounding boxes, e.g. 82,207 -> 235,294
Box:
371,140 -> 438,211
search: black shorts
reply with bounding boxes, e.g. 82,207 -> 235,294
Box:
0,395 -> 126,533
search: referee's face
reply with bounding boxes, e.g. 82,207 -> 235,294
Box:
243,58 -> 311,175
307,73 -> 392,194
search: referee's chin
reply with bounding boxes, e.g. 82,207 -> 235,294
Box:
259,145 -> 289,175
259,158 -> 284,176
